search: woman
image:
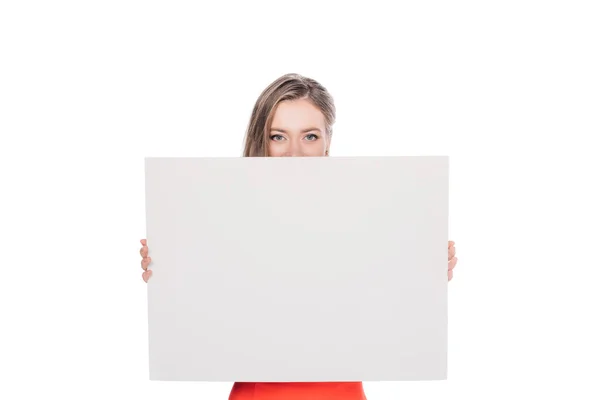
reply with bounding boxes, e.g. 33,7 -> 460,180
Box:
139,73 -> 459,400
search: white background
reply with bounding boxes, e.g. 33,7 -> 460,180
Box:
1,1 -> 599,399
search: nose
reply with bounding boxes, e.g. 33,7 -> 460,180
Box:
288,140 -> 303,157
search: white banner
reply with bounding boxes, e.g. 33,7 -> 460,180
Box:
145,156 -> 448,382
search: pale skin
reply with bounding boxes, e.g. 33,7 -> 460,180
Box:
140,98 -> 458,281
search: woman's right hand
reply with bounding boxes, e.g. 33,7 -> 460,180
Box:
140,238 -> 152,282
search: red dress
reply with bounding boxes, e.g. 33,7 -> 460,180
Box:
229,382 -> 367,400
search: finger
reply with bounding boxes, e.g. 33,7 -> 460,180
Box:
448,269 -> 453,281
140,246 -> 148,258
448,245 -> 456,260
141,257 -> 151,270
141,239 -> 147,246
448,256 -> 458,271
142,269 -> 152,282
448,240 -> 455,248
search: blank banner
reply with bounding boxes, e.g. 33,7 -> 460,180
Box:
144,156 -> 449,382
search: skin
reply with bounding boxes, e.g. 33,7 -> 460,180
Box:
267,98 -> 330,157
140,98 -> 458,281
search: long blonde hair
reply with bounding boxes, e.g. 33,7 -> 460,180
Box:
242,73 -> 336,157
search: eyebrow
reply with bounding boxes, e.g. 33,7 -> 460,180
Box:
270,127 -> 322,133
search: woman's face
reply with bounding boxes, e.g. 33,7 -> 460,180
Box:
267,99 -> 330,157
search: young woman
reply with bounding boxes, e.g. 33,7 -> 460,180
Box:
139,73 -> 459,400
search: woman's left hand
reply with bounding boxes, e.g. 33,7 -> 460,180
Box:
448,241 -> 457,281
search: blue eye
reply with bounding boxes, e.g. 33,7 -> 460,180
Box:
270,134 -> 285,141
305,134 -> 319,141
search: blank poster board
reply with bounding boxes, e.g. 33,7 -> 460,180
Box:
145,156 -> 449,382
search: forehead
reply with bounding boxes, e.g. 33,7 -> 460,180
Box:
271,99 -> 326,130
